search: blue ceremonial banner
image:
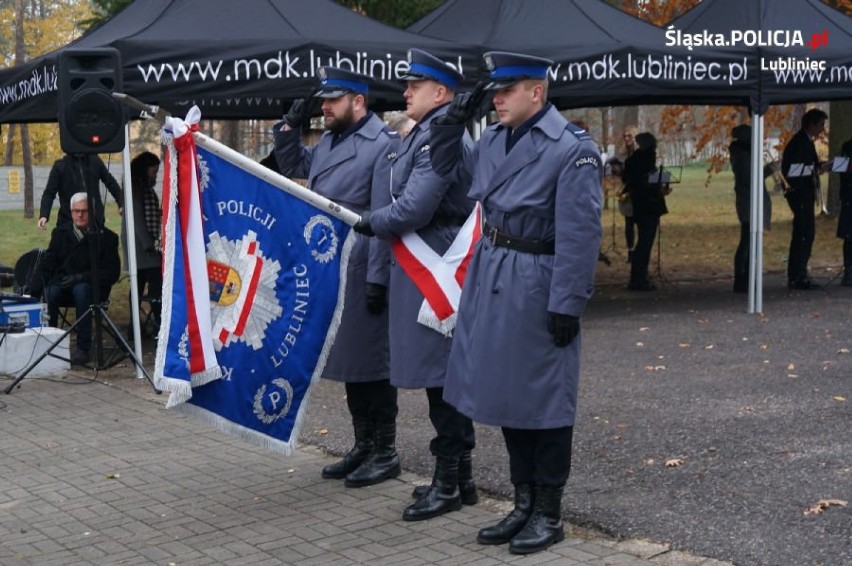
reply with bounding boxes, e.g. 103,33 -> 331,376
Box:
174,144 -> 353,455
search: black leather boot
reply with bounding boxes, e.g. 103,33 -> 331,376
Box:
457,449 -> 478,505
344,421 -> 400,487
411,450 -> 478,505
508,484 -> 566,555
402,457 -> 461,521
321,417 -> 372,479
477,483 -> 533,545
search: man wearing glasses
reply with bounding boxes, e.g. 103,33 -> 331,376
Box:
37,192 -> 121,365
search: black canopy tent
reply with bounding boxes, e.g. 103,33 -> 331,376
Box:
408,0 -> 757,110
670,0 -> 852,112
0,0 -> 480,123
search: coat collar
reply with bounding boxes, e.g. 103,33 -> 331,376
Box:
484,106 -> 567,192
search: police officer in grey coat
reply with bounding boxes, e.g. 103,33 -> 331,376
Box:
354,49 -> 478,522
274,68 -> 400,488
430,52 -> 602,555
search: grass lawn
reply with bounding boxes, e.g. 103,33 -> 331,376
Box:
0,168 -> 844,327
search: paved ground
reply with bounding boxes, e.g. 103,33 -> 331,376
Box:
302,271 -> 851,566
1,270 -> 849,566
1,377 -> 727,566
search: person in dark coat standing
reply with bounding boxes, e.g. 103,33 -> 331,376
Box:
837,136 -> 852,286
354,49 -> 478,522
729,125 -> 773,293
38,192 -> 121,366
429,51 -> 602,555
38,153 -> 123,230
622,132 -> 667,291
122,151 -> 163,325
274,68 -> 400,488
782,108 -> 829,290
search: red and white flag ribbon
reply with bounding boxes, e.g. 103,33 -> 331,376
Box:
392,204 -> 481,336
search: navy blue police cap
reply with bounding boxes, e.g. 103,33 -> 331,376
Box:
399,48 -> 463,91
483,51 -> 554,90
314,67 -> 371,98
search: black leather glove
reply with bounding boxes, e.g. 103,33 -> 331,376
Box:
436,80 -> 488,126
59,273 -> 84,288
284,94 -> 320,129
353,211 -> 374,237
548,312 -> 580,348
365,283 -> 388,315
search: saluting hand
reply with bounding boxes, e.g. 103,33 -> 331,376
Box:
437,80 -> 489,126
284,90 -> 321,129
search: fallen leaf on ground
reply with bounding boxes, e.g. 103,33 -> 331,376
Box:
809,311 -> 821,318
804,499 -> 847,516
838,348 -> 850,354
665,458 -> 684,467
833,396 -> 846,402
679,343 -> 690,348
106,473 -> 120,479
318,428 -> 328,435
787,363 -> 795,370
636,341 -> 645,347
697,318 -> 709,324
639,327 -> 650,332
704,344 -> 715,350
760,344 -> 768,350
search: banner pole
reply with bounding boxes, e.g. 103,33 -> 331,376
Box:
112,92 -> 360,226
192,132 -> 360,226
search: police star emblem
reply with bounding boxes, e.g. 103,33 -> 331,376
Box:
407,49 -> 414,64
318,66 -> 328,84
484,54 -> 495,72
207,231 -> 284,351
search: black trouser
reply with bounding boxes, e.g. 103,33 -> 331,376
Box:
502,426 -> 574,486
844,239 -> 852,269
630,214 -> 659,284
426,387 -> 475,460
137,267 -> 163,318
786,196 -> 815,282
345,379 -> 398,424
46,282 -> 93,351
734,222 -> 750,283
624,216 -> 636,250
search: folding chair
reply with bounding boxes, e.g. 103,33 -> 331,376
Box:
14,248 -> 73,327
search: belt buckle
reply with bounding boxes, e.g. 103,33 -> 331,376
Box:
488,226 -> 498,245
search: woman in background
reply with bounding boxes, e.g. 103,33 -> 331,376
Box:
622,132 -> 667,291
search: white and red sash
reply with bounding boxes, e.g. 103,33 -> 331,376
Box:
392,204 -> 481,336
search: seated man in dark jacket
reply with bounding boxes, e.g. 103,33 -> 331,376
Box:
38,192 -> 121,365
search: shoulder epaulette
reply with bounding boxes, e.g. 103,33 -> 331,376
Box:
565,122 -> 591,141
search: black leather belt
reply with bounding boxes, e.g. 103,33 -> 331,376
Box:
483,224 -> 555,255
430,214 -> 468,227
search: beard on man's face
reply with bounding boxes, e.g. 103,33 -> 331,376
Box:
325,102 -> 355,135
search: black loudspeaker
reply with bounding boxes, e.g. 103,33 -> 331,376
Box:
58,48 -> 125,154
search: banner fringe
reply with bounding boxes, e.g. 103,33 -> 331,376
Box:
176,403 -> 296,455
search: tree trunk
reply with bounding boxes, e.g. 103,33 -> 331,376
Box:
222,121 -> 240,153
15,0 -> 34,218
21,124 -> 33,218
4,124 -> 16,165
